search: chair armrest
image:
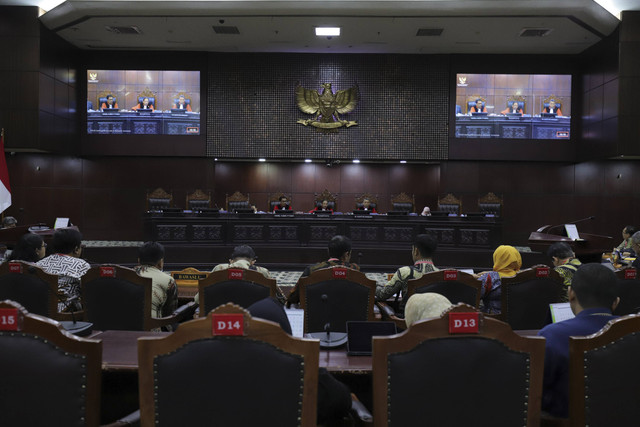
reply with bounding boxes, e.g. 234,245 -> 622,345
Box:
102,409 -> 140,426
147,301 -> 197,330
375,302 -> 407,331
350,393 -> 373,425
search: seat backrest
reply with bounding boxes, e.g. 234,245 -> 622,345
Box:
138,303 -> 319,427
314,189 -> 338,211
500,267 -> 565,330
0,261 -> 58,318
226,191 -> 250,211
467,97 -> 486,113
268,192 -> 291,211
390,192 -> 415,212
407,270 -> 482,308
505,99 -> 525,112
198,268 -> 278,315
354,193 -> 378,210
146,187 -> 173,211
0,300 -> 101,427
372,303 -> 544,427
173,97 -> 191,106
297,267 -> 376,333
186,189 -> 211,210
138,96 -> 155,107
437,193 -> 462,214
478,192 -> 503,216
81,265 -> 151,331
613,269 -> 640,315
569,314 -> 640,426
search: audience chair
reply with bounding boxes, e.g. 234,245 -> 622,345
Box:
297,267 -> 376,334
478,192 -> 503,216
500,267 -> 564,330
0,300 -> 102,427
569,313 -> 640,426
355,193 -> 378,210
390,192 -> 415,213
314,189 -> 338,211
185,189 -> 212,211
268,191 -> 292,211
198,268 -> 278,315
437,193 -> 462,214
138,303 -> 319,427
0,260 -> 78,322
146,187 -> 173,211
82,265 -> 195,331
225,191 -> 251,212
407,269 -> 482,307
372,303 -> 545,427
613,269 -> 640,315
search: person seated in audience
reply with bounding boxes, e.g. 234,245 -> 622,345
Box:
2,216 -> 17,229
273,195 -> 292,212
547,242 -> 582,302
7,233 -> 46,263
133,242 -> 178,331
615,225 -> 636,256
500,101 -> 523,115
474,245 -> 522,314
376,234 -> 439,314
420,206 -> 431,216
36,228 -> 90,312
288,235 -> 359,306
172,95 -> 192,111
358,197 -> 377,213
101,95 -> 118,110
247,297 -> 352,424
131,97 -> 154,111
628,231 -> 640,269
542,99 -> 562,116
538,263 -> 619,418
309,199 -> 333,213
469,99 -> 487,114
404,293 -> 452,328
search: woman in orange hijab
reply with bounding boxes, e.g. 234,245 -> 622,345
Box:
475,245 -> 522,314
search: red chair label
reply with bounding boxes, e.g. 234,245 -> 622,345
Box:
536,267 -> 550,277
444,270 -> 458,281
228,269 -> 244,280
8,263 -> 22,273
625,269 -> 637,280
332,268 -> 347,279
0,308 -> 20,331
100,266 -> 116,277
449,312 -> 479,334
212,314 -> 244,336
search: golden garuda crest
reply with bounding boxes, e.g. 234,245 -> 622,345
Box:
295,83 -> 359,131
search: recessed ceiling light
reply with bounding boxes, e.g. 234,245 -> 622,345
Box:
258,158 -> 266,162
353,159 -> 360,164
315,27 -> 340,37
400,160 -> 407,164
305,159 -> 312,163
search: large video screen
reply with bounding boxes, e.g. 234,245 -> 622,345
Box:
454,74 -> 571,140
86,70 -> 200,135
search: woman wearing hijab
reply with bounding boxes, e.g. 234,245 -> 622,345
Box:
475,245 -> 522,314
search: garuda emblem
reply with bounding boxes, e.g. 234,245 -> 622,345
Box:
295,83 -> 359,132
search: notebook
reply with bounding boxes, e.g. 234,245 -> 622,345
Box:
346,321 -> 397,356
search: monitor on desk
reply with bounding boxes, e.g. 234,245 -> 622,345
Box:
346,321 -> 397,356
470,112 -> 488,118
353,210 -> 370,216
540,112 -> 557,118
170,108 -> 188,114
101,108 -> 120,114
506,112 -> 523,118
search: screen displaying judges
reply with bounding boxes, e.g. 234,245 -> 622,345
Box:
87,70 -> 200,135
454,74 -> 571,140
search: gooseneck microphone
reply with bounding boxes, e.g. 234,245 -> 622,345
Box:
322,293 -> 331,341
546,216 -> 596,233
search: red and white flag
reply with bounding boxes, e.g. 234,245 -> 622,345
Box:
0,129 -> 11,214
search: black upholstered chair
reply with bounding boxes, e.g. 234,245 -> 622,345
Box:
467,97 -> 486,113
314,189 -> 338,211
0,261 -> 77,322
297,267 -> 376,333
613,269 -> 640,315
390,192 -> 415,213
268,192 -> 292,211
138,303 -> 319,426
437,193 -> 462,214
137,95 -> 155,108
500,267 -> 565,330
354,193 -> 378,210
186,189 -> 212,210
478,192 -> 503,216
82,265 -> 195,331
569,313 -> 640,426
226,191 -> 251,212
0,299 -> 102,427
372,303 -> 545,426
407,270 -> 482,307
198,268 -> 278,316
146,187 -> 173,211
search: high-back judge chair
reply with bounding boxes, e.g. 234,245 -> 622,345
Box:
146,187 -> 173,211
314,189 -> 338,211
467,96 -> 486,113
268,192 -> 292,211
569,314 -> 640,426
505,96 -> 526,113
542,95 -> 563,111
372,303 -> 545,427
355,193 -> 378,210
226,191 -> 251,212
198,268 -> 278,316
500,267 -> 565,330
185,189 -> 212,210
0,261 -> 77,322
138,303 -> 319,427
478,192 -> 503,216
82,265 -> 194,331
390,192 -> 415,212
0,300 -> 102,427
437,193 -> 462,214
407,270 -> 482,307
613,269 -> 640,315
296,267 -> 376,334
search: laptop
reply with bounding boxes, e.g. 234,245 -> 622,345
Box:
387,210 -> 408,216
346,321 -> 397,356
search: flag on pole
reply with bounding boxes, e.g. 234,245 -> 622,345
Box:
0,129 -> 12,214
